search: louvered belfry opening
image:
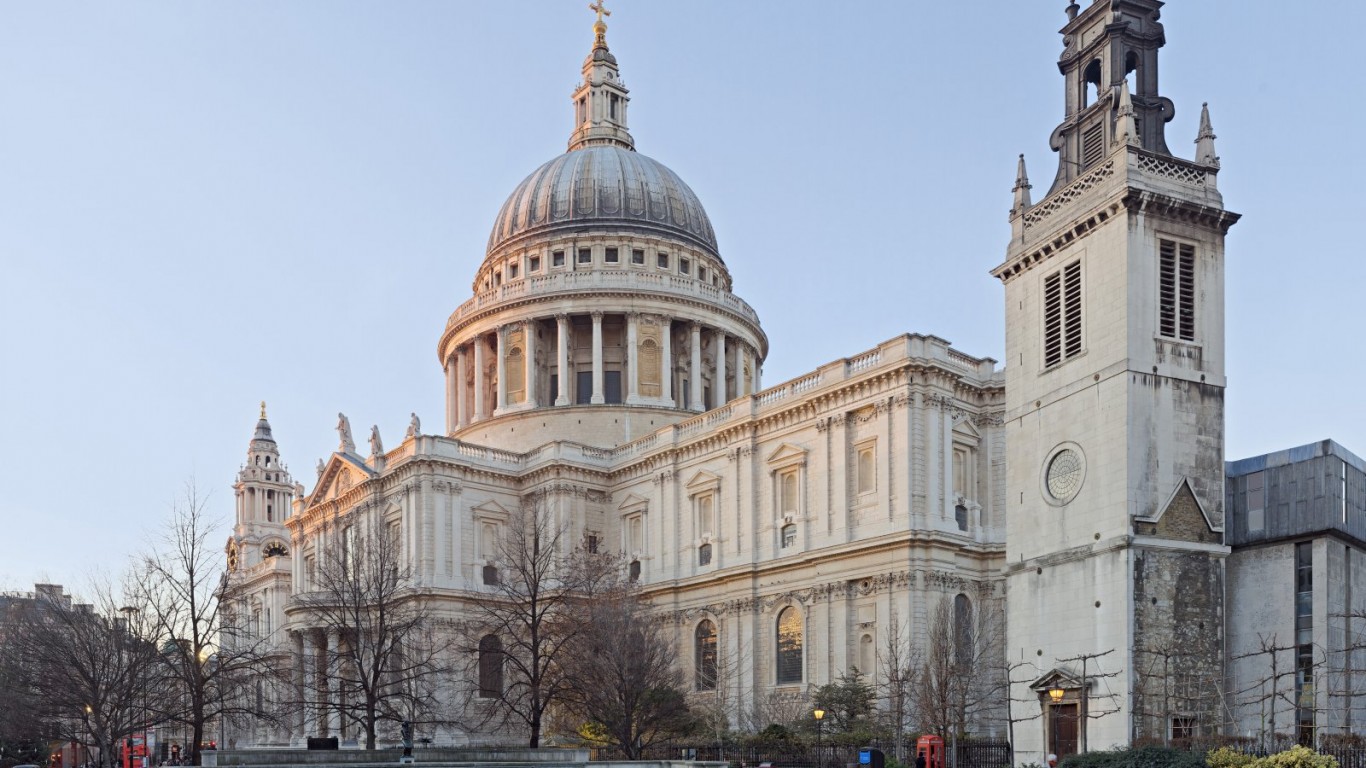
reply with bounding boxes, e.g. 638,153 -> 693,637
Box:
1159,239 -> 1197,342
1044,260 -> 1084,368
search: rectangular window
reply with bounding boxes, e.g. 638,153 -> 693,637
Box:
1159,239 -> 1197,341
779,470 -> 799,515
658,252 -> 669,269
632,249 -> 645,265
508,263 -> 519,279
698,267 -> 708,282
1043,260 -> 1083,368
605,247 -> 619,263
604,370 -> 623,404
1082,121 -> 1105,169
575,371 -> 593,405
577,248 -> 592,264
697,494 -> 715,536
680,257 -> 691,275
529,255 -> 540,272
781,524 -> 797,549
586,534 -> 599,554
698,543 -> 712,566
1246,471 -> 1265,533
856,445 -> 876,495
552,250 -> 565,267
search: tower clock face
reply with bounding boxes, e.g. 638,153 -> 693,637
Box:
1042,443 -> 1086,505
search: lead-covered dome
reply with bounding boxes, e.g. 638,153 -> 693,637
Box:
486,145 -> 718,257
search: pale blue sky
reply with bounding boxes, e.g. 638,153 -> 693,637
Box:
2,2 -> 1361,591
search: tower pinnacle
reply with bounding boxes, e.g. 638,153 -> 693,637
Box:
1195,102 -> 1219,167
568,2 -> 635,152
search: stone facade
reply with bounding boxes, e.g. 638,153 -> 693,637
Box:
222,12 -> 1009,750
219,2 -> 1366,761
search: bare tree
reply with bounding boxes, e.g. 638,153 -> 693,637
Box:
694,633 -> 752,756
135,482 -> 284,765
468,498 -> 615,747
1230,634 -> 1325,751
877,609 -> 920,757
0,582 -> 161,768
913,594 -> 1005,738
1001,658 -> 1042,767
1052,648 -> 1122,754
560,577 -> 694,758
292,511 -> 450,748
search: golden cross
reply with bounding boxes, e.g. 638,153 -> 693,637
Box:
589,0 -> 610,23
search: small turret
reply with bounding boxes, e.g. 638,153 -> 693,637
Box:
1012,154 -> 1033,214
1115,79 -> 1138,147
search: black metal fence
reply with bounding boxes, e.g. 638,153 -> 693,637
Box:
606,739 -> 1011,768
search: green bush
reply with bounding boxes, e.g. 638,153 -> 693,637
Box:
1207,747 -> 1257,768
1058,746 -> 1206,768
1252,746 -> 1339,768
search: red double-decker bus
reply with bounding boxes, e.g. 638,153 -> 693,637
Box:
121,733 -> 148,768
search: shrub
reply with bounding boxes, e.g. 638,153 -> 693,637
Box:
1253,746 -> 1338,768
1207,747 -> 1257,768
1058,746 -> 1206,768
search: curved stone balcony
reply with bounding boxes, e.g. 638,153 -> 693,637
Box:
443,268 -> 761,335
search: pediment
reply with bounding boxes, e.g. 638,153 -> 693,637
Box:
1135,478 -> 1223,541
684,470 -> 722,494
309,453 -> 376,505
616,492 -> 650,513
765,442 -> 808,468
1029,667 -> 1084,693
952,419 -> 981,439
471,498 -> 510,522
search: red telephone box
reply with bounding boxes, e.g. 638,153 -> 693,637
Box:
916,735 -> 945,768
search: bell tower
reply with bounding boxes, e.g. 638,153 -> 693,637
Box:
229,403 -> 297,576
995,1 -> 1240,758
1047,0 -> 1173,193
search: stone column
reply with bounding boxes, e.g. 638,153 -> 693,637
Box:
590,311 -> 605,405
444,355 -> 457,433
714,330 -> 727,405
661,318 -> 674,406
555,314 -> 571,406
293,631 -> 309,738
495,325 -> 508,413
742,344 -> 753,396
324,631 -> 339,735
473,336 -> 487,421
455,346 -> 468,429
524,319 -> 538,407
626,313 -> 640,404
690,322 -> 704,412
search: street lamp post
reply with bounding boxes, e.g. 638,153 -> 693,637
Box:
813,709 -> 825,768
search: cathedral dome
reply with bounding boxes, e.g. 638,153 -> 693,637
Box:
486,145 -> 719,258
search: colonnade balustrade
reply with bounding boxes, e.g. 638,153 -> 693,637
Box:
443,312 -> 760,433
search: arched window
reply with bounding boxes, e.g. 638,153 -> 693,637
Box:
1083,59 -> 1103,107
954,593 -> 974,661
695,620 -> 718,691
478,634 -> 503,697
629,559 -> 641,582
483,564 -> 500,586
955,503 -> 968,532
776,606 -> 803,685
